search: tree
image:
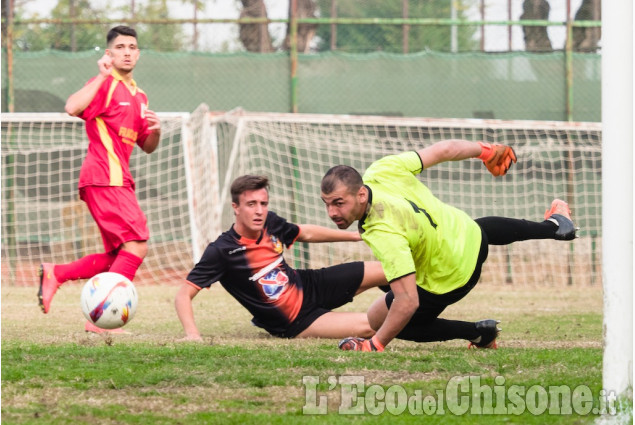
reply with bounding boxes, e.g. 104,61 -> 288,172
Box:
314,0 -> 477,53
282,0 -> 318,53
134,0 -> 185,51
572,0 -> 600,52
520,0 -> 553,52
181,0 -> 206,51
522,0 -> 601,53
7,0 -> 106,51
238,0 -> 274,52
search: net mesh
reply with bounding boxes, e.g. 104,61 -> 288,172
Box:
1,108 -> 602,287
207,110 -> 602,286
1,113 -> 195,285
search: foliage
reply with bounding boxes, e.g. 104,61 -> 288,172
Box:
10,0 -> 185,52
134,0 -> 186,52
314,0 -> 478,53
11,0 -> 107,51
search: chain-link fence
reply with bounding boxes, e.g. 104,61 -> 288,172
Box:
2,46 -> 600,121
3,1 -> 601,121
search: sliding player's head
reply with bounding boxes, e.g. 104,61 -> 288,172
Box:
231,175 -> 270,238
320,166 -> 367,229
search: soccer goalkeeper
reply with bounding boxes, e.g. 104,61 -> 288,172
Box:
320,139 -> 577,352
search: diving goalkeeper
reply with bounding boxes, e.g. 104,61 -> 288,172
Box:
320,139 -> 577,352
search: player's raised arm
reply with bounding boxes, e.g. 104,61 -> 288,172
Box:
296,224 -> 361,243
65,54 -> 112,117
417,139 -> 516,176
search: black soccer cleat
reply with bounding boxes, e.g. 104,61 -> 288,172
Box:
548,214 -> 577,241
469,319 -> 501,349
544,199 -> 579,241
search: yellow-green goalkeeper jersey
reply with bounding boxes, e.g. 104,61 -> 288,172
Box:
360,151 -> 482,295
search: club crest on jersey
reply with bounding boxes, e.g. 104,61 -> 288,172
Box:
258,268 -> 288,300
271,236 -> 283,254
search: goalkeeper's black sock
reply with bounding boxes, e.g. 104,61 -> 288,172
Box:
396,318 -> 479,343
476,216 -> 558,245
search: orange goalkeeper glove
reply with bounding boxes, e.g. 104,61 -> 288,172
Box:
338,335 -> 385,352
477,142 -> 517,176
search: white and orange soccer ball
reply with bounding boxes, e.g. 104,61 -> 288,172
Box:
80,272 -> 138,330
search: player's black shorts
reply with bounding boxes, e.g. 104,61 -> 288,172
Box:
270,261 -> 365,338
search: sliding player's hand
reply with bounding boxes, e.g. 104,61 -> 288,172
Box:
478,142 -> 517,176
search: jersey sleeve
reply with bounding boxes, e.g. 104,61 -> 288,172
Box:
185,243 -> 225,289
362,228 -> 416,283
266,211 -> 300,247
364,151 -> 423,183
77,77 -> 109,122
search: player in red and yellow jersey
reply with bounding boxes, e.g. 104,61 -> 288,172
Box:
175,175 -> 389,341
38,26 -> 162,334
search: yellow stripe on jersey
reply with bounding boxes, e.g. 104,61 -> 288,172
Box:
96,117 -> 123,186
105,79 -> 119,109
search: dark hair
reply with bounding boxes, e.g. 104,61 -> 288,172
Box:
107,26 -> 137,46
321,165 -> 363,194
231,175 -> 269,204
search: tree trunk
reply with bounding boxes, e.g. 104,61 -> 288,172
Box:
573,0 -> 601,52
520,0 -> 553,52
239,0 -> 274,53
283,0 -> 318,53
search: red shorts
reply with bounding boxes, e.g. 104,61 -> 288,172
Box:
80,185 -> 149,253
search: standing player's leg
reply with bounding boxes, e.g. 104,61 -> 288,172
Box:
110,240 -> 147,281
38,252 -> 117,314
83,187 -> 149,333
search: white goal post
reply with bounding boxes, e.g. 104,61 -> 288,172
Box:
1,107 -> 602,289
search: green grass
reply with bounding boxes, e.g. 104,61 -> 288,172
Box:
1,283 -> 628,424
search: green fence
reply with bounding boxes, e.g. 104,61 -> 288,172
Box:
2,49 -> 599,121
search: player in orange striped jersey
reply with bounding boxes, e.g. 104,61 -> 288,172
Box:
175,175 -> 389,342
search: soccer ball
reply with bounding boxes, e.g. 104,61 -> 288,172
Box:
80,272 -> 138,330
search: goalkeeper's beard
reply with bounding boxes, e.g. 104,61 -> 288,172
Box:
330,216 -> 352,229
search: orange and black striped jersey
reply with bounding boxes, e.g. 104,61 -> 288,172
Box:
186,211 -> 304,336
77,69 -> 152,188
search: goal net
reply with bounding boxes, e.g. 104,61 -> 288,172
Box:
205,108 -> 602,286
1,106 -> 602,287
1,112 -> 197,285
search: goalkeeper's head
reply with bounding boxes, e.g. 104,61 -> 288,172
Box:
320,166 -> 368,229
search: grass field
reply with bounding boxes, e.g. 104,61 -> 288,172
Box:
1,281 -> 618,424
